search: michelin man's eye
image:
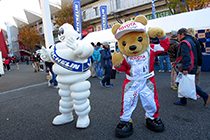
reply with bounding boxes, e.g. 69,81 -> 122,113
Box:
58,28 -> 64,36
122,41 -> 126,46
138,37 -> 143,42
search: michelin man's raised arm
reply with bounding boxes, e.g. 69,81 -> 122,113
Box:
40,46 -> 51,62
66,37 -> 93,58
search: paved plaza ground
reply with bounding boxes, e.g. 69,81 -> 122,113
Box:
0,63 -> 210,140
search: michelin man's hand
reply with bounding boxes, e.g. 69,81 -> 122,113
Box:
112,52 -> 124,67
66,37 -> 78,50
147,27 -> 166,38
40,46 -> 50,60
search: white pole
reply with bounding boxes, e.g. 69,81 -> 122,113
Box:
0,51 -> 5,75
40,0 -> 54,49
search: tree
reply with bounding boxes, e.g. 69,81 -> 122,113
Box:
18,24 -> 43,52
167,0 -> 210,14
53,2 -> 90,30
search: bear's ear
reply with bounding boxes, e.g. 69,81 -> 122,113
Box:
134,15 -> 147,25
112,24 -> 121,35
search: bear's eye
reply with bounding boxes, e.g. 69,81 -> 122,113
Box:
122,41 -> 126,46
138,37 -> 143,42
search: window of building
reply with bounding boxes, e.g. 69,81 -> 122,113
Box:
116,0 -> 120,9
83,11 -> 86,19
93,7 -> 99,16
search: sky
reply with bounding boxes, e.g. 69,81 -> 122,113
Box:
0,0 -> 61,30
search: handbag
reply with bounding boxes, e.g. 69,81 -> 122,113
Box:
178,72 -> 197,100
111,69 -> 116,79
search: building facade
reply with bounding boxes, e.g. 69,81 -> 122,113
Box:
81,0 -> 169,32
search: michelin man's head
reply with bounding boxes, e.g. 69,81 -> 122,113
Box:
111,15 -> 150,57
58,23 -> 80,42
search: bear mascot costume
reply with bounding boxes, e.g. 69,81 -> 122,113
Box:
41,23 -> 93,128
111,15 -> 170,138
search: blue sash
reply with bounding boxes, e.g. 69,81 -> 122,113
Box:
51,45 -> 91,72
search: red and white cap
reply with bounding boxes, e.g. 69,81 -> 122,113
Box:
115,21 -> 146,40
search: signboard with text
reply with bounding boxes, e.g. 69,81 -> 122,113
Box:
100,5 -> 108,30
146,10 -> 172,20
73,0 -> 82,39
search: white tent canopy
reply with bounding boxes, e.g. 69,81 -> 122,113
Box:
83,28 -> 116,44
147,8 -> 210,33
83,8 -> 210,43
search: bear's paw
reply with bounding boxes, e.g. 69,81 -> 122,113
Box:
112,52 -> 124,67
147,27 -> 165,38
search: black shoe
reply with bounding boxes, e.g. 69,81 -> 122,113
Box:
146,117 -> 165,132
115,121 -> 133,138
34,70 -> 37,72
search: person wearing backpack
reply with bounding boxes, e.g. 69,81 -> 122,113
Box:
187,28 -> 203,86
173,28 -> 210,106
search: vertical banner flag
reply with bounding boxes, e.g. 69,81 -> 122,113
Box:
151,0 -> 156,19
73,0 -> 82,39
100,5 -> 108,30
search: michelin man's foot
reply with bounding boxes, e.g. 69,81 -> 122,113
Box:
52,114 -> 74,125
115,121 -> 133,138
146,117 -> 165,132
76,115 -> 90,128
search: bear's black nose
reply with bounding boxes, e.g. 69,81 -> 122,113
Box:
129,45 -> 136,51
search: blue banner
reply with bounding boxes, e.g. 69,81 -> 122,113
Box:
73,0 -> 82,39
100,5 -> 108,30
151,0 -> 156,19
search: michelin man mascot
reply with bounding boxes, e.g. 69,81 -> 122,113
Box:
41,23 -> 93,128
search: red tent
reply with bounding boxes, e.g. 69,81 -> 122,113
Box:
0,29 -> 9,58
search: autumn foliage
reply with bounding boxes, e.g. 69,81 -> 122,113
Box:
53,2 -> 89,29
18,24 -> 42,52
167,0 -> 210,14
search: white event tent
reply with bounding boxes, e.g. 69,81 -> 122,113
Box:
83,8 -> 210,43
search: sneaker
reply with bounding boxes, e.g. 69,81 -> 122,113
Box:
204,94 -> 210,106
158,70 -> 164,72
48,80 -> 52,87
98,77 -> 103,80
173,87 -> 178,90
100,81 -> 106,88
115,121 -> 133,138
171,86 -> 173,89
146,117 -> 165,132
196,94 -> 200,99
106,84 -> 113,87
54,85 -> 59,89
173,101 -> 187,106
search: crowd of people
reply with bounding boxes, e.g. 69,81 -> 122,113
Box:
1,27 -> 210,107
90,41 -> 115,88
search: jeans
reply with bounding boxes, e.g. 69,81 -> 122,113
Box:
102,66 -> 111,85
94,62 -> 103,78
159,55 -> 171,71
50,68 -> 58,86
180,85 -> 209,104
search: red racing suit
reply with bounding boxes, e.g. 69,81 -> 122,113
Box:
114,37 -> 169,122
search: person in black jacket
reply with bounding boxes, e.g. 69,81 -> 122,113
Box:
168,31 -> 179,90
174,28 -> 210,106
33,52 -> 40,72
100,41 -> 113,88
